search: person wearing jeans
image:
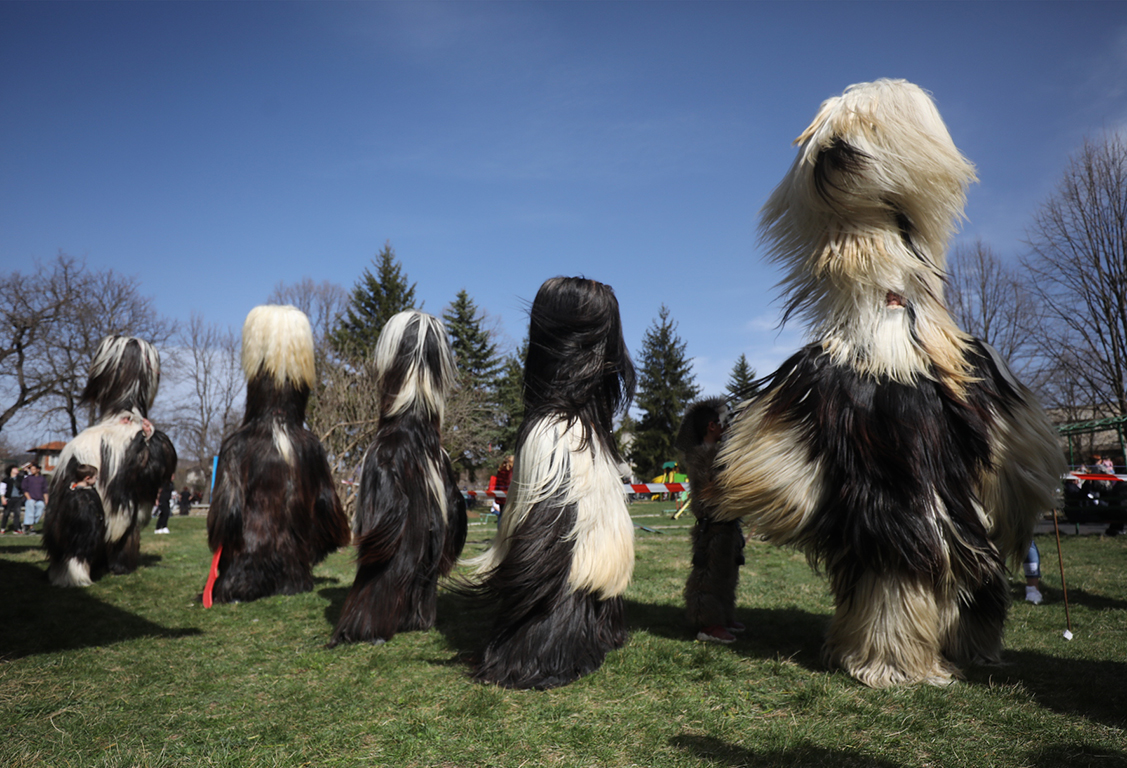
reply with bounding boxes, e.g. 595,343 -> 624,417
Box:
21,463 -> 48,534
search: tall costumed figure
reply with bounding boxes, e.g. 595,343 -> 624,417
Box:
330,311 -> 467,646
205,305 -> 350,604
712,80 -> 1063,687
44,336 -> 177,587
462,276 -> 636,689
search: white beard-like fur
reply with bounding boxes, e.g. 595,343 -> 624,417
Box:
715,79 -> 1064,688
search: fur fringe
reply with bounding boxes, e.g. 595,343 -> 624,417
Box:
241,305 -> 316,391
461,416 -> 633,689
330,311 -> 466,646
43,459 -> 107,587
206,305 -> 350,603
716,80 -> 1063,687
46,412 -> 176,584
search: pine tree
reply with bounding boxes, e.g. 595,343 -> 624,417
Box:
443,290 -> 501,382
330,242 -> 418,359
442,290 -> 504,481
726,353 -> 759,401
492,340 -> 526,456
629,305 -> 700,480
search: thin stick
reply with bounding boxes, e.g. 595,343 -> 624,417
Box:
1051,508 -> 1072,635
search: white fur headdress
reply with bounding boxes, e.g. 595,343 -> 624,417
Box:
761,79 -> 978,389
241,305 -> 316,389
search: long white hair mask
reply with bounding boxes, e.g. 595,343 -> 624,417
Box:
761,79 -> 978,390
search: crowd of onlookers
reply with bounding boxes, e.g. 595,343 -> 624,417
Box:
0,461 -> 206,537
1,462 -> 47,535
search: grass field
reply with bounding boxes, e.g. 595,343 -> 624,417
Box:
1,501 -> 1125,767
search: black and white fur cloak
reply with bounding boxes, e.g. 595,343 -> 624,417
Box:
462,276 -> 636,690
676,398 -> 744,634
44,336 -> 177,587
712,80 -> 1063,687
330,310 -> 467,646
206,305 -> 350,603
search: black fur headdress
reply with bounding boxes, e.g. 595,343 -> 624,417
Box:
463,277 -> 636,689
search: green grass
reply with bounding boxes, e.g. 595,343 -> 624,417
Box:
1,502 -> 1124,767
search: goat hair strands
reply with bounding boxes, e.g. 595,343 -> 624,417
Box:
714,80 -> 1063,687
205,305 -> 350,604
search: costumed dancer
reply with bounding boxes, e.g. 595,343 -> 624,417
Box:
676,398 -> 745,644
44,336 -> 177,587
43,463 -> 106,585
330,310 -> 467,646
711,80 -> 1063,687
462,276 -> 636,689
205,305 -> 350,604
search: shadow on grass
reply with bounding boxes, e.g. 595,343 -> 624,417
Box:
436,589 -> 494,657
0,559 -> 201,660
1032,586 -> 1127,612
319,585 -> 349,628
0,542 -> 41,555
670,734 -> 903,767
1027,744 -> 1127,768
626,598 -> 829,671
137,552 -> 163,568
966,650 -> 1127,729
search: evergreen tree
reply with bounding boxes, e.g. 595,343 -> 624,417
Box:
725,353 -> 760,401
442,290 -> 504,481
330,242 -> 418,359
629,305 -> 700,480
443,290 -> 501,382
492,340 -> 527,456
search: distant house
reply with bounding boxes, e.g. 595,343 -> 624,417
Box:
26,441 -> 66,474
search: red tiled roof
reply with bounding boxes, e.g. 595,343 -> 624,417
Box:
27,441 -> 66,453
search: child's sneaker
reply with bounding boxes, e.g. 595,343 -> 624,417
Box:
1025,586 -> 1043,605
696,625 -> 736,644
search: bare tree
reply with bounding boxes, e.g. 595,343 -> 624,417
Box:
0,256 -> 76,433
167,313 -> 243,496
1023,133 -> 1127,418
948,240 -> 1040,375
0,253 -> 171,436
268,278 -> 375,514
40,266 -> 172,436
267,278 -> 349,348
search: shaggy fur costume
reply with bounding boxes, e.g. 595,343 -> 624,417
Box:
206,305 -> 350,603
462,276 -> 636,689
330,311 -> 467,646
44,336 -> 177,587
676,398 -> 744,633
711,80 -> 1063,687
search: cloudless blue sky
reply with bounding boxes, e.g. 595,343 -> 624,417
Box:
3,1 -> 1126,443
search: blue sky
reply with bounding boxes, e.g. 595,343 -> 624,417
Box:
3,1 -> 1127,441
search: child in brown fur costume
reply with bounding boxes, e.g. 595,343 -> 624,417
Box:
676,398 -> 745,644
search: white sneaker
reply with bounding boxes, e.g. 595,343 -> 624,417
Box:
155,528 -> 170,534
1025,586 -> 1043,605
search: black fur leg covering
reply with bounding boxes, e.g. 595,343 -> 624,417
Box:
684,519 -> 743,629
43,486 -> 106,588
466,498 -> 629,690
